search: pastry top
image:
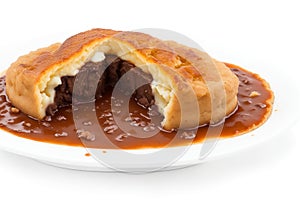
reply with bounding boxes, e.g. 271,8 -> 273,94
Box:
5,28 -> 239,129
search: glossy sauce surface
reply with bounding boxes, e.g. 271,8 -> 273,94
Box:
0,64 -> 273,149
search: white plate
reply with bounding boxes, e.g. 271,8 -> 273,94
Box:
0,32 -> 299,172
0,63 -> 299,172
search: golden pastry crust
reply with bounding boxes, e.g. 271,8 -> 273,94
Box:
6,28 -> 239,130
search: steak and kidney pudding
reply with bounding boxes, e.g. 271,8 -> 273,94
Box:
0,29 -> 274,149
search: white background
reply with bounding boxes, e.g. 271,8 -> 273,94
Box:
0,0 -> 300,199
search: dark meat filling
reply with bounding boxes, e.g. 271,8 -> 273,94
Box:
46,55 -> 155,116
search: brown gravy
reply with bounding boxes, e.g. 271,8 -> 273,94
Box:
0,63 -> 273,149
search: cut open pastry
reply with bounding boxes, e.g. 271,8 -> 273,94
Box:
5,28 -> 239,130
